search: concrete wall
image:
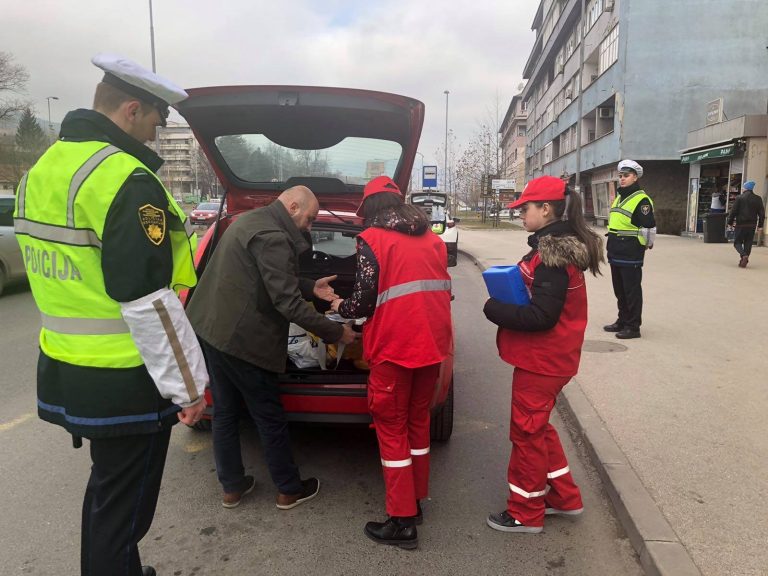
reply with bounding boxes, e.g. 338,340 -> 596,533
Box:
621,0 -> 768,159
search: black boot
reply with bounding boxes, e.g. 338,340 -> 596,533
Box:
415,500 -> 423,525
603,321 -> 623,332
616,328 -> 641,339
364,516 -> 418,549
142,567 -> 157,576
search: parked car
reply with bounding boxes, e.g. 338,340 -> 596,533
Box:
410,192 -> 460,266
0,193 -> 26,297
189,201 -> 225,226
177,85 -> 454,441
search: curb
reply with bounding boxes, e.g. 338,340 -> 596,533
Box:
459,248 -> 702,576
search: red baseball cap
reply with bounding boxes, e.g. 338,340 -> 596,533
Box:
356,176 -> 403,216
508,176 -> 566,208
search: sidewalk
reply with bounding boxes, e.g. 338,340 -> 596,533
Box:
457,225 -> 768,576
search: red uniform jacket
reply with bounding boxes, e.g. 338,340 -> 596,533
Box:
495,233 -> 588,377
359,226 -> 452,368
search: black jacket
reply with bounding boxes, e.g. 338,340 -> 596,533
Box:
484,220 -> 589,332
36,109 -> 180,439
727,191 -> 765,228
606,183 -> 655,267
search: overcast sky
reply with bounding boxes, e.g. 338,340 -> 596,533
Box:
5,0 -> 537,168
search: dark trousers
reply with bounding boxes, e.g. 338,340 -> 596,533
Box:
81,429 -> 171,576
733,226 -> 756,257
610,264 -> 643,331
201,341 -> 302,495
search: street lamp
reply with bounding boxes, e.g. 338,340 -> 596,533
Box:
415,151 -> 425,191
46,96 -> 59,140
149,0 -> 157,72
443,90 -> 449,198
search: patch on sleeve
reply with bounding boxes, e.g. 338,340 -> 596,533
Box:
641,204 -> 651,215
138,204 -> 166,245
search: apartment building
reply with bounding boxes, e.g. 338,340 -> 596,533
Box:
499,93 -> 528,198
156,122 -> 200,201
519,0 -> 768,229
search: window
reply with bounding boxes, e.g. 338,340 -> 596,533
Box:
518,126 -> 526,137
598,25 -> 619,74
583,0 -> 603,35
543,142 -> 553,164
0,198 -> 14,226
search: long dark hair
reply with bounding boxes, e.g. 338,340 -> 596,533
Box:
534,188 -> 604,276
361,192 -> 429,228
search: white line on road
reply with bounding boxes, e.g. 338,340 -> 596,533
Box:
0,413 -> 34,432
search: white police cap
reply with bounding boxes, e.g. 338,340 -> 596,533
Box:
91,52 -> 188,110
617,159 -> 643,178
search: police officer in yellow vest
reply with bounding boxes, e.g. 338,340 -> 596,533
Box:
603,159 -> 655,339
13,54 -> 208,576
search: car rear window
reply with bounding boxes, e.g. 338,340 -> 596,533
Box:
0,198 -> 14,227
214,134 -> 402,185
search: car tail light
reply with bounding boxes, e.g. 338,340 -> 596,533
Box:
446,221 -> 456,228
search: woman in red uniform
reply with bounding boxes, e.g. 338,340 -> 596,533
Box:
483,175 -> 603,533
331,176 -> 452,549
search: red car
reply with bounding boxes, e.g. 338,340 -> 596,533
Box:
178,86 -> 455,441
189,201 -> 224,226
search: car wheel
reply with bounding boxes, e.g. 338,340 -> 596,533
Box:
430,375 -> 454,441
0,267 -> 5,298
188,418 -> 212,432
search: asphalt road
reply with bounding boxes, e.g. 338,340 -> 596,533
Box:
0,259 -> 642,576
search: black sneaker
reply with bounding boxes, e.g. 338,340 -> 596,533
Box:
276,477 -> 320,510
603,322 -> 623,332
486,510 -> 542,533
364,517 -> 418,549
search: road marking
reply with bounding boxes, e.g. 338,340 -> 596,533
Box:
183,438 -> 211,453
0,412 -> 34,432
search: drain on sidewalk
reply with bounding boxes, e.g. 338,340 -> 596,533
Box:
582,340 -> 628,353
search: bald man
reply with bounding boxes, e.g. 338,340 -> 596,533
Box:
187,186 -> 355,510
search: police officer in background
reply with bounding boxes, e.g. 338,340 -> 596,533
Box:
13,54 -> 208,576
603,159 -> 655,339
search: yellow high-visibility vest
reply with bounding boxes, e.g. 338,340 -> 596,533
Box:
14,140 -> 198,368
607,189 -> 653,246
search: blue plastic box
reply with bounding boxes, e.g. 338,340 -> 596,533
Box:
482,265 -> 531,305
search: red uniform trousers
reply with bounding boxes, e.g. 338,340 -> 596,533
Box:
368,361 -> 440,517
507,367 -> 583,526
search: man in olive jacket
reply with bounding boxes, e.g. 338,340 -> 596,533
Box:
187,186 -> 355,510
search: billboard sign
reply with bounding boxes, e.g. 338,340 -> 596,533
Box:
492,178 -> 516,190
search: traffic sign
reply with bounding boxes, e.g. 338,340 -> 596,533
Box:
423,165 -> 438,188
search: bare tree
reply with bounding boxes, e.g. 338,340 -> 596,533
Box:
0,52 -> 30,123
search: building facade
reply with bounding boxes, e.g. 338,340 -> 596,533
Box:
156,122 -> 200,202
499,93 -> 528,199
518,0 -> 768,231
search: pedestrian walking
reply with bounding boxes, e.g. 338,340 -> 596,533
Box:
727,180 -> 764,268
186,186 -> 356,510
330,176 -> 453,549
13,53 -> 208,576
483,175 -> 604,533
603,159 -> 655,339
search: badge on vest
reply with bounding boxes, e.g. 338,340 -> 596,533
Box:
138,204 -> 166,245
641,204 -> 651,215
